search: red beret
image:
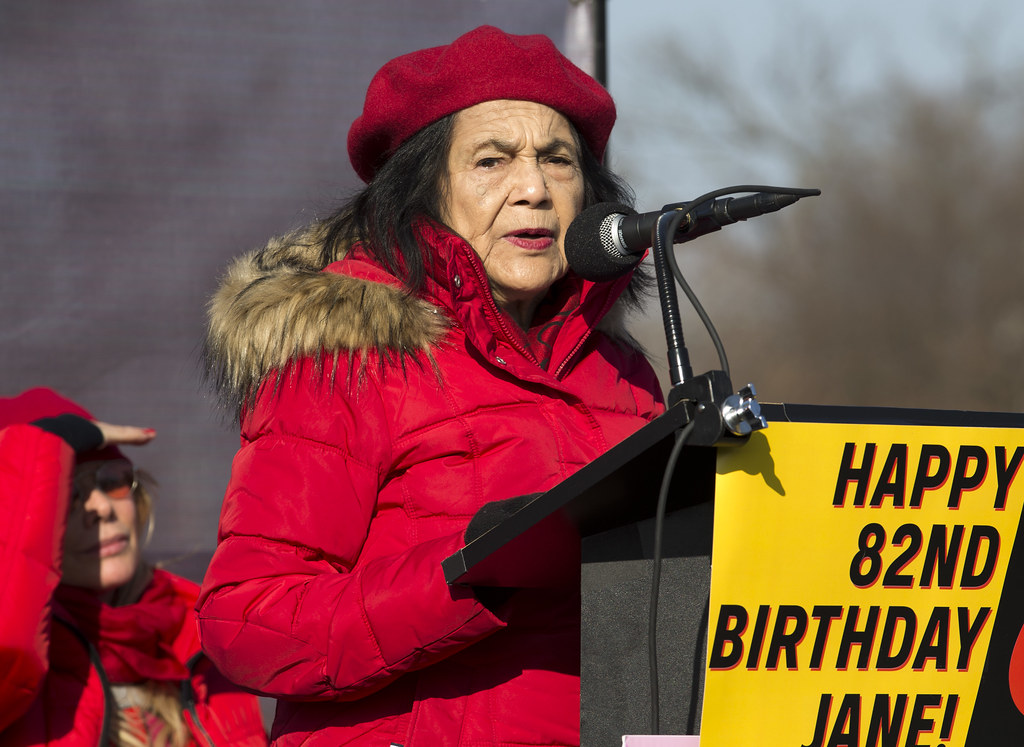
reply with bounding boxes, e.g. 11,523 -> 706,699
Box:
0,386 -> 125,462
347,25 -> 616,183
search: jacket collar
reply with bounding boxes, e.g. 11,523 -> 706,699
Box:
413,220 -> 635,377
204,220 -> 639,411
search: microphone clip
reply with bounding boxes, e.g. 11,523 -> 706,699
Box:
667,370 -> 767,447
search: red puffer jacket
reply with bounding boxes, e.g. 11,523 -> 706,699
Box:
0,423 -> 269,747
197,221 -> 665,745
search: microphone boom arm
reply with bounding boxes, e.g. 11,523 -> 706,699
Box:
652,209 -> 693,388
650,186 -> 820,444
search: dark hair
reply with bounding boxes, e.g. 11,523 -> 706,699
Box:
320,110 -> 636,295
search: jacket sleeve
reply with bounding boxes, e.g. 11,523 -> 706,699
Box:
0,424 -> 74,732
196,372 -> 506,702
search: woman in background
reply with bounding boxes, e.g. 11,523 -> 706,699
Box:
0,387 -> 268,746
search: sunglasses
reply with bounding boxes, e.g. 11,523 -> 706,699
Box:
71,459 -> 138,505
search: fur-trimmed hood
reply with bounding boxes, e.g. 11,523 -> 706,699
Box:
204,222 -> 447,411
204,221 -> 645,412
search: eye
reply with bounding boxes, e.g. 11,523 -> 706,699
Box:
543,154 -> 576,168
476,156 -> 503,169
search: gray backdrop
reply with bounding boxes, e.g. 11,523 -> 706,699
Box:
1,1 -> 579,580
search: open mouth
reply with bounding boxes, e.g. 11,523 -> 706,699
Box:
506,229 -> 555,249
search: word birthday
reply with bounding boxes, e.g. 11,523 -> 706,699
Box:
709,604 -> 991,672
832,442 -> 1024,509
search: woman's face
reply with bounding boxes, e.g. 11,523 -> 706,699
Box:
442,99 -> 584,324
62,459 -> 141,597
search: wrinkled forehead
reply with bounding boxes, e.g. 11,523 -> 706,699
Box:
449,101 -> 582,156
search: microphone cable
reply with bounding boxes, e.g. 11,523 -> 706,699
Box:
645,184 -> 817,733
649,418 -> 697,734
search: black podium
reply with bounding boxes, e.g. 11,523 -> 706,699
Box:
442,402 -> 718,744
443,401 -> 1024,745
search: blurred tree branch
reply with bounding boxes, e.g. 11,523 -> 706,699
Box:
622,11 -> 1024,410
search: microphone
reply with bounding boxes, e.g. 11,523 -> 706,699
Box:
565,191 -> 815,281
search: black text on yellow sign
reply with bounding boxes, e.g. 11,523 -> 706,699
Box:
704,431 -> 1024,747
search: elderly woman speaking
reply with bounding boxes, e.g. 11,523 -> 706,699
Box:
198,25 -> 665,746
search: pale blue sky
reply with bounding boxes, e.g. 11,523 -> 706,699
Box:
605,0 -> 1024,208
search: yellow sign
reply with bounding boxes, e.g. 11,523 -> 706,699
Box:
702,420 -> 1024,746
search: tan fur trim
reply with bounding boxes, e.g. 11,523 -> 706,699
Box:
204,226 -> 447,410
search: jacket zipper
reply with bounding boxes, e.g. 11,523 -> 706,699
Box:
460,252 -> 540,367
552,288 -> 617,380
455,240 -> 614,381
552,326 -> 594,381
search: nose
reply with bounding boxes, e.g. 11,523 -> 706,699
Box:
82,489 -> 117,522
509,160 -> 550,207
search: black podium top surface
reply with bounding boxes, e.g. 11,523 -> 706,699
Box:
762,402 -> 1024,428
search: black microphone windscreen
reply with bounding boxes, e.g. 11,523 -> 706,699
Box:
564,202 -> 641,281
